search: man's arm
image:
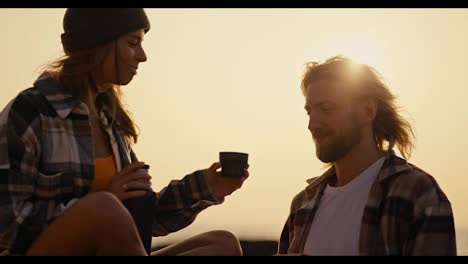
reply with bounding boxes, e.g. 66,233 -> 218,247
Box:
408,183 -> 456,255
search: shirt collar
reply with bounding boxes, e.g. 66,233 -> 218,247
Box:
305,150 -> 412,193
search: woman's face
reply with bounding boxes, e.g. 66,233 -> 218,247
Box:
98,29 -> 147,86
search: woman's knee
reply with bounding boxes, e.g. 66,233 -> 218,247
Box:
204,230 -> 243,256
26,192 -> 140,256
86,192 -> 143,246
80,192 -> 136,232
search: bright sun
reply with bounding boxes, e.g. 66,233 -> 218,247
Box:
320,31 -> 386,71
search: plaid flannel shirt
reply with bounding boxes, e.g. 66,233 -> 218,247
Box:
279,152 -> 456,255
0,74 -> 221,255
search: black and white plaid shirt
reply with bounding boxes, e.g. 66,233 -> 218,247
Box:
0,74 -> 220,255
279,152 -> 457,255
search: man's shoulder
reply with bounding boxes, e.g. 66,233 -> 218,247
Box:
291,189 -> 308,208
390,162 -> 437,187
289,176 -> 321,211
386,161 -> 449,202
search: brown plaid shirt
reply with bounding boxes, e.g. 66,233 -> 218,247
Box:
279,152 -> 456,255
0,74 -> 221,255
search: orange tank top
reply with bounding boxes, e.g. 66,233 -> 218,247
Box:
91,155 -> 117,192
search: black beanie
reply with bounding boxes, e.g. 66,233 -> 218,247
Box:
61,8 -> 150,54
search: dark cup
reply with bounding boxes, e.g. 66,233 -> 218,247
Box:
219,152 -> 248,178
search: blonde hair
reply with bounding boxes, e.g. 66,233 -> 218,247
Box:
42,43 -> 139,143
301,55 -> 414,159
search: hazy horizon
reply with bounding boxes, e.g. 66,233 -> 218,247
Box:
1,8 -> 467,254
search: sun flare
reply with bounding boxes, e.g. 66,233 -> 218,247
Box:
320,31 -> 386,71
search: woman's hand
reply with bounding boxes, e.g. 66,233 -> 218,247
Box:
108,162 -> 153,201
203,162 -> 249,201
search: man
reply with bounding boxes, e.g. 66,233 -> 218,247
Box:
278,55 -> 456,255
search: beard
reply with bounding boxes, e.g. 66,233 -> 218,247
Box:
314,118 -> 362,163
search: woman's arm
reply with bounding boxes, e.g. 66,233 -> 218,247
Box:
129,142 -> 249,237
0,94 -> 44,255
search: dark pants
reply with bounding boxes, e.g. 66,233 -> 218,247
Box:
123,191 -> 156,255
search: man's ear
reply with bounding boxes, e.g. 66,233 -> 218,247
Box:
360,98 -> 378,126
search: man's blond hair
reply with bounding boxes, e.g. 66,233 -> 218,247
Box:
301,55 -> 415,159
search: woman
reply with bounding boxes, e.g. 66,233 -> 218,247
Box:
0,8 -> 248,256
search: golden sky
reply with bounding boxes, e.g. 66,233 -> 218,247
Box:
1,9 -> 467,249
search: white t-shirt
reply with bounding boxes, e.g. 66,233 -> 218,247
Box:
303,157 -> 386,256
